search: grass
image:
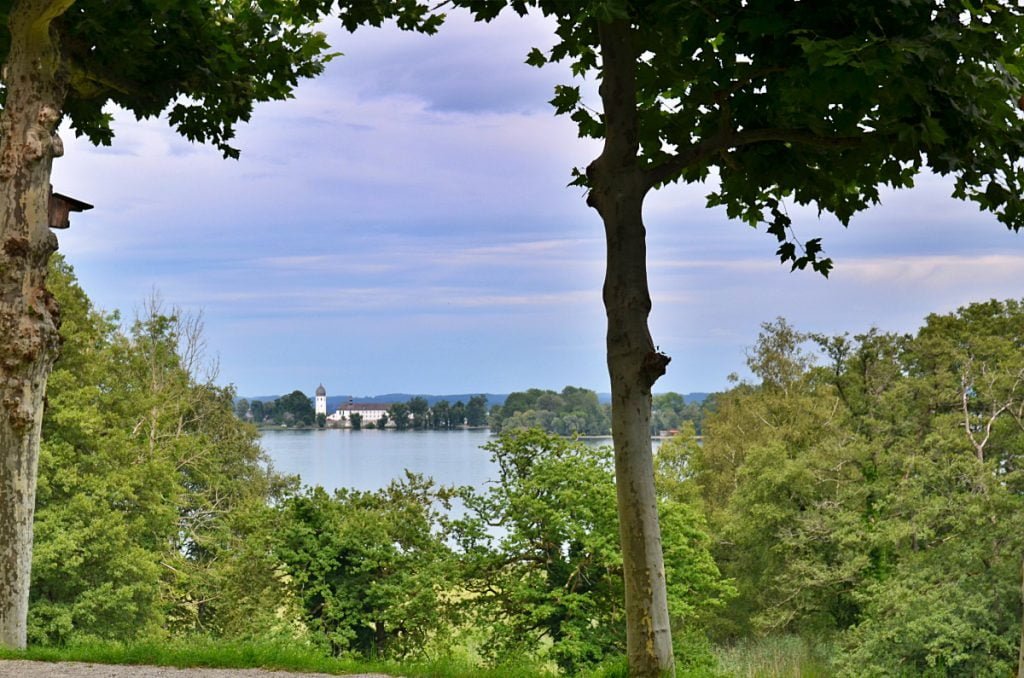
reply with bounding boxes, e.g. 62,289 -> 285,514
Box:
0,634 -> 833,677
713,635 -> 833,678
0,636 -> 555,678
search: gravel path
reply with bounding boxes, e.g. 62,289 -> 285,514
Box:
0,660 -> 396,678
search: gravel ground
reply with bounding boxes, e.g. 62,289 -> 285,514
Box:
0,660 -> 396,678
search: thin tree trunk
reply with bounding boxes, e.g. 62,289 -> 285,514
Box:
0,0 -> 71,650
589,19 -> 674,678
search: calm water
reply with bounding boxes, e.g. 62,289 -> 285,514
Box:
260,428 -> 503,492
260,428 -> 667,493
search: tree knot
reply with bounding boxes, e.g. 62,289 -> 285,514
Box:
641,350 -> 671,387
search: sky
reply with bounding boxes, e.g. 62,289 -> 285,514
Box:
49,9 -> 1024,399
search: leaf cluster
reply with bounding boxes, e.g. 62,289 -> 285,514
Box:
691,300 -> 1024,674
31,256 -> 295,643
459,0 -> 1024,273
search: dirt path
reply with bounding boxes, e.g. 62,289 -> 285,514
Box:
0,660 -> 395,678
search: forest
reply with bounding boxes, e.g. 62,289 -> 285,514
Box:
26,256 -> 1024,676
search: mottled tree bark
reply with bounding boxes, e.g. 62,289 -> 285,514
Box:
587,18 -> 674,678
0,0 -> 71,650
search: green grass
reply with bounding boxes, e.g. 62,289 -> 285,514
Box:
0,635 -> 834,677
0,636 -> 555,678
713,635 -> 833,678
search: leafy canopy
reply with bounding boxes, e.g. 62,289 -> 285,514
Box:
0,0 -> 442,158
460,0 -> 1024,273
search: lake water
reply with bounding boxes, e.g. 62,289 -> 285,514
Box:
260,428 -> 663,493
261,428 -> 502,493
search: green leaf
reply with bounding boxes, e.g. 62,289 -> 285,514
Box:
525,47 -> 547,68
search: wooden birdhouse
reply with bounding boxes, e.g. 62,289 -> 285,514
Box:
48,188 -> 93,229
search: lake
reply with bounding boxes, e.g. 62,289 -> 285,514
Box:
260,428 -> 665,492
261,428 -> 502,493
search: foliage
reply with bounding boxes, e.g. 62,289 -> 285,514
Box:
274,474 -> 457,659
452,429 -> 731,673
0,0 -> 444,159
490,386 -> 610,436
449,2 -> 1024,671
651,392 -> 707,436
713,635 -> 834,678
388,402 -> 411,430
31,256 -> 295,644
375,395 -> 488,430
690,302 -> 1024,674
465,394 -> 489,427
408,396 -> 431,429
465,0 -> 1024,263
252,390 -> 316,427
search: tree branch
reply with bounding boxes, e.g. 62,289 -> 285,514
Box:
644,127 -> 868,190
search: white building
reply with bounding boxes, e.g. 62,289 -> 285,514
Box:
315,384 -> 327,417
326,402 -> 393,427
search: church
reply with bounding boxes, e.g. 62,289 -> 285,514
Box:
316,384 -> 392,428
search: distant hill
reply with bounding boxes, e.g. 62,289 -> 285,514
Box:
244,391 -> 711,408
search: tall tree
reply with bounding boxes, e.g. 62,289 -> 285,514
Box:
0,0 -> 439,650
389,402 -> 410,431
465,394 -> 489,427
456,1 -> 1024,674
407,396 -> 430,429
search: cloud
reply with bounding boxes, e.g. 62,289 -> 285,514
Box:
840,254 -> 1024,286
47,11 -> 1024,397
321,9 -> 570,115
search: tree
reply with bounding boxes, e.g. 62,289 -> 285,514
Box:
275,474 -> 456,659
407,396 -> 430,430
465,395 -> 489,427
832,301 -> 1024,676
234,398 -> 250,420
349,412 -> 362,431
491,386 -> 608,435
452,429 -> 731,673
274,391 -> 315,428
389,402 -> 410,431
456,1 -> 1024,672
450,401 -> 465,428
688,306 -> 1024,673
432,399 -> 451,430
249,399 -> 266,424
31,256 -> 297,643
0,2 -> 331,646
0,0 -> 444,648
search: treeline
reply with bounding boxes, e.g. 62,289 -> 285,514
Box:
34,258 -> 1024,675
678,306 -> 1024,675
236,392 -> 314,427
489,386 -> 610,436
490,385 -> 710,437
234,393 -> 490,430
386,394 -> 488,430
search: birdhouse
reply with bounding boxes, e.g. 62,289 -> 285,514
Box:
48,188 -> 93,229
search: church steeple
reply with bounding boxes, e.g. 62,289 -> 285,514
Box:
315,384 -> 327,417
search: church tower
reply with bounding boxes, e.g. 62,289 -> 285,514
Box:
315,384 -> 327,417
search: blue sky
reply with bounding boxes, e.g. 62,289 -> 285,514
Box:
50,9 -> 1024,398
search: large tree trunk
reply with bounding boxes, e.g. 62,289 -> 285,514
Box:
588,19 -> 674,678
0,0 -> 71,650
